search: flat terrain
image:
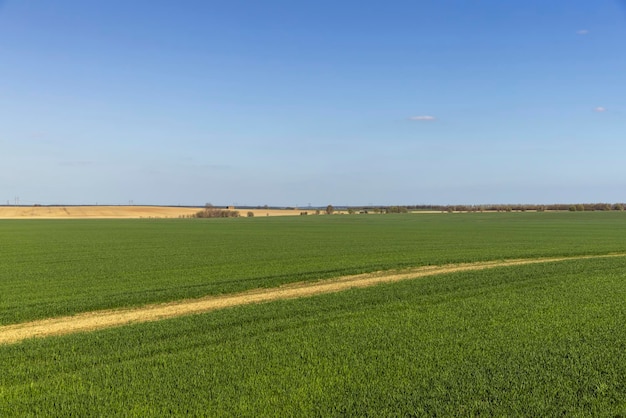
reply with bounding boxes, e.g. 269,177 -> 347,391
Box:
1,253 -> 623,345
3,213 -> 626,326
0,205 -> 306,218
2,213 -> 626,415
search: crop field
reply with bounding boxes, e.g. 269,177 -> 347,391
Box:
1,212 -> 626,415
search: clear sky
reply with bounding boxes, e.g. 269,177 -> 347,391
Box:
1,1 -> 625,206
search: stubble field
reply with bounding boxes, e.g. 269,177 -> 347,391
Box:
1,212 -> 626,415
0,205 -> 304,219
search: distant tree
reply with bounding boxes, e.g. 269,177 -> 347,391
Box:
614,203 -> 624,211
387,206 -> 409,214
347,208 -> 355,215
247,211 -> 254,217
326,205 -> 334,215
195,206 -> 240,218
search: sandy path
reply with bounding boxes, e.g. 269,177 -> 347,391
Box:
1,253 -> 624,345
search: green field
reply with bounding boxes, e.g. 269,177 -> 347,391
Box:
2,212 -> 626,325
2,212 -> 626,415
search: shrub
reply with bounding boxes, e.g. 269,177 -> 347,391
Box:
194,206 -> 240,218
387,206 -> 409,214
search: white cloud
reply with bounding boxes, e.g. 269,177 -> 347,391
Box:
577,29 -> 590,35
409,115 -> 436,121
594,107 -> 607,112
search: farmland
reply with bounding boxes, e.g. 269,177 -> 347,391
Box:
1,212 -> 626,415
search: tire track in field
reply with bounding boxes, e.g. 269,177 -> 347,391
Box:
1,253 -> 625,345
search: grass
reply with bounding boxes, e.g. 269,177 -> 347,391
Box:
2,212 -> 626,325
1,256 -> 625,415
2,212 -> 626,414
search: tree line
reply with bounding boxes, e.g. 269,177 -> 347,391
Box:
352,203 -> 625,213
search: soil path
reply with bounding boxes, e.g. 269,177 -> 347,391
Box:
1,253 -> 624,345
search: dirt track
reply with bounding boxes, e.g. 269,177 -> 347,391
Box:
1,253 -> 624,345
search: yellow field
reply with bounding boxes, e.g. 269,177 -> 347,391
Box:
0,206 -> 308,219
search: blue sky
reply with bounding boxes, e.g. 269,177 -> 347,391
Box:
1,1 -> 625,206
